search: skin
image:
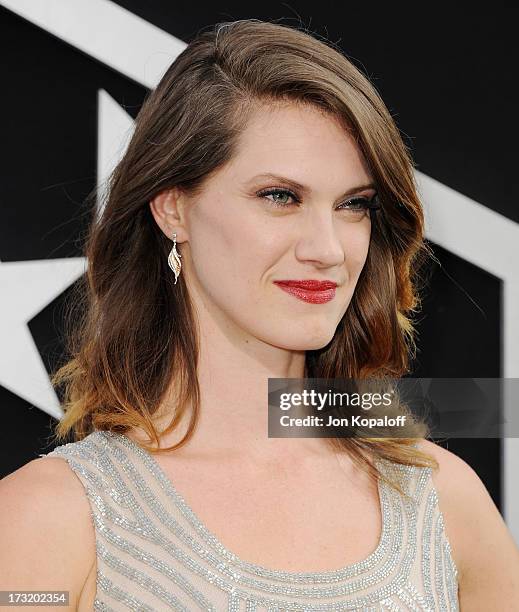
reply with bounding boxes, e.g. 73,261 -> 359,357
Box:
148,100 -> 377,461
1,101 -> 518,609
146,100 -> 519,606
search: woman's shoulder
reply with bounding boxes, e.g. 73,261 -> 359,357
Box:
0,441 -> 98,539
416,437 -> 500,555
0,450 -> 96,608
416,438 -> 519,607
416,437 -> 499,521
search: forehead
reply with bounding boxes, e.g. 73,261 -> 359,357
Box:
225,101 -> 372,185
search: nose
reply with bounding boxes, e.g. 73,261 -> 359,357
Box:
294,210 -> 345,268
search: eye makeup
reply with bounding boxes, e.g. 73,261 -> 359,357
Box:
256,186 -> 380,217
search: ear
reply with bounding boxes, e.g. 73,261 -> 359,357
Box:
149,187 -> 189,242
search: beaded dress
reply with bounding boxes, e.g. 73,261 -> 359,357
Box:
41,430 -> 459,611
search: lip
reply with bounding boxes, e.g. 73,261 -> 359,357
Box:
273,279 -> 338,304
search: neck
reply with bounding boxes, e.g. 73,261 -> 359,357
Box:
138,296 -> 334,462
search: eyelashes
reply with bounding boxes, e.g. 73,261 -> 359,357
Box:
256,187 -> 379,214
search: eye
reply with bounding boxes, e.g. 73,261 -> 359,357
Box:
337,195 -> 378,214
257,187 -> 300,207
257,187 -> 379,216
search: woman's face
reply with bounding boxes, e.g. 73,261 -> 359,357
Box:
170,102 -> 375,351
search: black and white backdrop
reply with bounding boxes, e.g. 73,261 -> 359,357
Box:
1,1 -> 517,543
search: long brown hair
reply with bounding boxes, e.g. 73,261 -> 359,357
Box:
51,18 -> 437,485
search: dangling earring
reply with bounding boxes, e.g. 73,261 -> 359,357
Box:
167,232 -> 182,284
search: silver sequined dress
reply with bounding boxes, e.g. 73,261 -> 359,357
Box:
40,430 -> 459,611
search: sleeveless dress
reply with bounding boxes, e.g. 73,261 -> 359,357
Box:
40,430 -> 459,611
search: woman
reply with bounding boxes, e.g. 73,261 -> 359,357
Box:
1,18 -> 518,611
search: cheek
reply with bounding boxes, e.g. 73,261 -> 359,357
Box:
188,203 -> 273,290
344,224 -> 372,275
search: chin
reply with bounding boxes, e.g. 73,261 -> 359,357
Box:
303,335 -> 335,351
269,327 -> 336,352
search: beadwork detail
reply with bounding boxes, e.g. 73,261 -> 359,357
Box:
42,431 -> 459,610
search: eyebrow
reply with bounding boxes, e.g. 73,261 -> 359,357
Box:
246,173 -> 377,198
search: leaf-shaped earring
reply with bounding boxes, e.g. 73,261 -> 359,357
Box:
167,232 -> 182,284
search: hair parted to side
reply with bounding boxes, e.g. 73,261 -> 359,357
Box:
51,18 -> 438,488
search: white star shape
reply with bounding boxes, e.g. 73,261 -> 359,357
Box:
0,257 -> 86,418
0,93 -> 133,420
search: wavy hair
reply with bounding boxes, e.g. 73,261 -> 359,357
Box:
51,18 -> 438,487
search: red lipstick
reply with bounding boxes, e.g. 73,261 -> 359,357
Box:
273,280 -> 338,304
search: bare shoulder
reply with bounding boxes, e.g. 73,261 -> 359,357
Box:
0,455 -> 96,610
417,438 -> 519,609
